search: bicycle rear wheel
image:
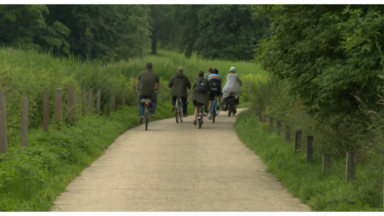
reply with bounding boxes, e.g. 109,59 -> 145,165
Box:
212,101 -> 216,123
145,106 -> 149,131
175,100 -> 179,123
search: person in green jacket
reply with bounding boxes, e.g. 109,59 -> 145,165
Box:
168,67 -> 191,117
188,71 -> 209,125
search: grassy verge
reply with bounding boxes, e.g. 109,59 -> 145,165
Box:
235,110 -> 383,211
0,102 -> 195,211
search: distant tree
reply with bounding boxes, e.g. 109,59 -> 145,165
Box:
0,5 -> 70,53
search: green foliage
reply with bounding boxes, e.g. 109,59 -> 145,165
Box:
45,5 -> 151,61
235,111 -> 384,211
173,5 -> 269,60
254,5 -> 384,125
0,5 -> 70,53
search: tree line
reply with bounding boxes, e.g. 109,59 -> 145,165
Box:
0,5 -> 269,61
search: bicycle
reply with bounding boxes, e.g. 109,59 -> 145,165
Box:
227,93 -> 236,117
140,98 -> 152,131
198,106 -> 204,129
175,96 -> 183,123
210,95 -> 220,123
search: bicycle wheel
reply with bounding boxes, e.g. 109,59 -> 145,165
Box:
212,100 -> 216,123
175,100 -> 179,123
198,107 -> 202,129
216,97 -> 220,115
145,106 -> 149,131
179,99 -> 183,122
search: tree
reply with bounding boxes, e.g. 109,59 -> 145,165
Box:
254,5 -> 384,124
195,5 -> 268,60
0,5 -> 70,53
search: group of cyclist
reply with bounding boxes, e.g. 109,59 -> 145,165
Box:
136,63 -> 243,125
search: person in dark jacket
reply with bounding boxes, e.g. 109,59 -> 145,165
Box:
188,71 -> 209,125
168,67 -> 191,117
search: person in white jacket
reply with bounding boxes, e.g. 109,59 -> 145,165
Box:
222,66 -> 243,113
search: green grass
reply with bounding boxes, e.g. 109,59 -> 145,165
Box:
235,110 -> 384,211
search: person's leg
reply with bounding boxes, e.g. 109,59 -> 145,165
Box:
181,96 -> 187,115
150,93 -> 157,117
171,96 -> 176,111
234,97 -> 239,112
138,95 -> 144,123
208,100 -> 213,113
193,106 -> 199,124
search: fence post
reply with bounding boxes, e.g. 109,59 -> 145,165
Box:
122,86 -> 126,108
88,89 -> 93,113
295,130 -> 302,153
43,87 -> 49,132
107,99 -> 110,117
97,88 -> 101,113
81,89 -> 86,117
285,126 -> 290,142
276,121 -> 282,135
247,81 -> 250,101
56,88 -> 62,130
112,93 -> 115,112
306,136 -> 313,163
22,96 -> 28,147
346,152 -> 356,183
134,87 -> 138,107
67,86 -> 73,121
0,92 -> 7,153
162,84 -> 165,103
322,154 -> 331,175
269,117 -> 274,133
74,92 -> 77,124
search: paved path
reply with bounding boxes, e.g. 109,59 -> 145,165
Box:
51,109 -> 310,211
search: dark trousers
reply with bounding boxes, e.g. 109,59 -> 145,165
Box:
172,96 -> 187,115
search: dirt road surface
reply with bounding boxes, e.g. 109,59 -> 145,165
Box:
51,109 -> 310,211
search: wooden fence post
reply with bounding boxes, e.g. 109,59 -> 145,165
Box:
81,89 -> 86,117
97,88 -> 101,113
22,96 -> 28,147
247,81 -> 250,101
107,99 -> 110,117
122,86 -> 126,108
67,85 -> 73,121
43,87 -> 49,132
295,130 -> 302,153
88,89 -> 93,113
269,117 -> 274,133
306,136 -> 313,163
161,85 -> 165,103
276,121 -> 282,135
0,92 -> 7,153
112,93 -> 115,112
134,87 -> 138,107
73,92 -> 77,124
346,152 -> 356,183
285,126 -> 290,142
55,89 -> 62,130
322,154 -> 331,175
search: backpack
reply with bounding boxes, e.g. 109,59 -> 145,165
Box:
209,79 -> 221,92
196,78 -> 208,93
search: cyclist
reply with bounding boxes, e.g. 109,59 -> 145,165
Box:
222,66 -> 243,115
204,66 -> 214,81
203,66 -> 213,113
168,67 -> 191,117
207,68 -> 222,120
136,63 -> 160,124
188,71 -> 209,125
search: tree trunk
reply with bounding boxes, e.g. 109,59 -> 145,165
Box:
151,37 -> 157,54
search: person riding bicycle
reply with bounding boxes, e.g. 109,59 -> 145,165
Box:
168,67 -> 191,117
222,66 -> 243,115
136,63 -> 160,124
188,71 -> 209,125
203,66 -> 213,113
207,68 -> 222,120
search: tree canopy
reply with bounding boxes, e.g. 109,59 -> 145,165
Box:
254,5 -> 384,124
